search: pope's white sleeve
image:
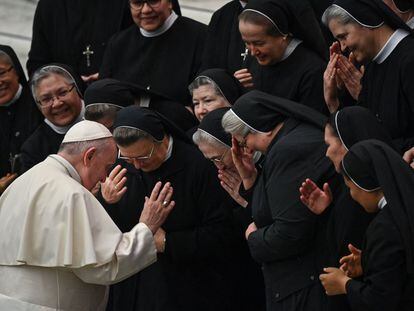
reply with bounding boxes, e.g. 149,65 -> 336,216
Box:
72,222 -> 157,285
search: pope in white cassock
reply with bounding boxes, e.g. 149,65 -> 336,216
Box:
0,120 -> 175,310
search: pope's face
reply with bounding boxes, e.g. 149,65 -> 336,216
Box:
130,0 -> 173,32
35,74 -> 83,127
0,61 -> 19,106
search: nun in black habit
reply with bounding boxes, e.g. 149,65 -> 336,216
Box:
27,0 -> 182,80
222,90 -> 337,310
319,140 -> 414,310
99,0 -> 205,106
300,106 -> 395,310
193,108 -> 266,311
104,107 -> 233,311
322,0 -> 414,152
236,0 -> 329,114
0,45 -> 42,190
19,64 -> 85,173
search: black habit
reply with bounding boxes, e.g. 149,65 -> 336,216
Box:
27,0 -> 134,77
201,0 -> 253,74
104,138 -> 234,311
0,45 -> 42,176
99,16 -> 206,106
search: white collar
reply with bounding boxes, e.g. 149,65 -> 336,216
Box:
44,101 -> 85,134
49,154 -> 81,183
1,84 -> 23,108
280,38 -> 302,62
378,196 -> 387,210
140,12 -> 178,38
164,135 -> 173,162
407,17 -> 414,29
373,29 -> 409,64
240,1 -> 247,8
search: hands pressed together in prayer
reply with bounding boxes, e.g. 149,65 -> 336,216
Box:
324,42 -> 364,113
218,168 -> 248,207
231,137 -> 257,191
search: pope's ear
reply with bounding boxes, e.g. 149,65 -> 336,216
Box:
83,147 -> 97,166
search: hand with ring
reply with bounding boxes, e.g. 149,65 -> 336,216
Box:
101,165 -> 128,204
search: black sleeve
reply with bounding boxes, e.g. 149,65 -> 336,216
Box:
99,36 -> 115,79
27,0 -> 53,77
201,10 -> 225,71
346,217 -> 406,311
164,162 -> 232,263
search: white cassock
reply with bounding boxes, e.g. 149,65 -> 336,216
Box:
0,155 -> 157,310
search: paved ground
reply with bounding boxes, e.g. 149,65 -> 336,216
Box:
0,0 -> 226,74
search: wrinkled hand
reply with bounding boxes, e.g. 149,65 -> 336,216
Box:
339,244 -> 363,278
0,173 -> 17,193
336,53 -> 364,100
81,72 -> 99,83
319,267 -> 351,296
154,227 -> 166,253
231,137 -> 257,190
234,68 -> 254,89
139,181 -> 175,234
218,168 -> 248,207
329,42 -> 345,90
299,179 -> 333,215
245,222 -> 258,240
324,53 -> 341,113
101,165 -> 128,204
403,147 -> 414,169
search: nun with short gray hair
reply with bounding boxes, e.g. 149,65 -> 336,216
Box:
222,90 -> 336,310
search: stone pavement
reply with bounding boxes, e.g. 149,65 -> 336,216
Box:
0,0 -> 227,74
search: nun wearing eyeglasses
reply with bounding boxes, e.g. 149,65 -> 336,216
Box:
19,63 -> 86,173
319,140 -> 414,310
222,90 -> 337,310
105,106 -> 233,311
0,45 -> 42,192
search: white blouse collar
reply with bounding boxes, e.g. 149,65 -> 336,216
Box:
280,38 -> 302,62
373,29 -> 409,64
240,1 -> 247,8
378,196 -> 387,210
140,12 -> 178,38
407,17 -> 414,29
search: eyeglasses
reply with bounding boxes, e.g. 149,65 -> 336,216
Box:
118,143 -> 155,162
208,149 -> 229,164
37,84 -> 76,107
129,0 -> 162,10
0,66 -> 13,79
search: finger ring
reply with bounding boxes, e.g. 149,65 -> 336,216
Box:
330,75 -> 334,78
114,185 -> 118,191
162,200 -> 169,207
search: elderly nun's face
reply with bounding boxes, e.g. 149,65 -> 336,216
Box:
239,20 -> 288,66
192,84 -> 230,121
0,60 -> 19,106
117,136 -> 168,172
35,73 -> 83,127
328,18 -> 377,64
197,142 -> 234,171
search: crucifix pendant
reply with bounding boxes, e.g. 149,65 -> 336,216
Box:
83,45 -> 94,68
241,48 -> 249,62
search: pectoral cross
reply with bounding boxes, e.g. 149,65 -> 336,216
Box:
83,45 -> 94,68
241,48 -> 249,62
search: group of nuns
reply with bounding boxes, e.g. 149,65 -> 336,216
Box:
2,0 -> 414,310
